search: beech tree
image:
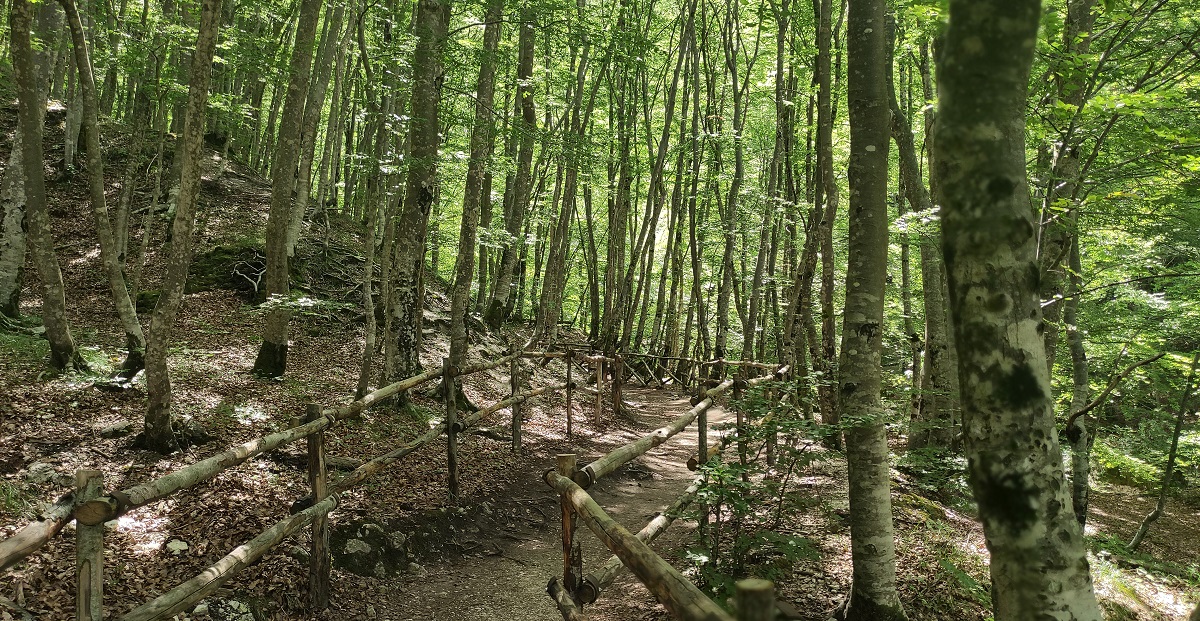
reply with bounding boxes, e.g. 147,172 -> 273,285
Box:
936,0 -> 1102,618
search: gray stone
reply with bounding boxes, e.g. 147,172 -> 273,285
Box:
166,539 -> 189,555
386,532 -> 407,552
97,420 -> 135,438
344,538 -> 372,556
24,462 -> 57,485
407,562 -> 428,577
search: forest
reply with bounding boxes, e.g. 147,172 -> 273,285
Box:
0,0 -> 1199,618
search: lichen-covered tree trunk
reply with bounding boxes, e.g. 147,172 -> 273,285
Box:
11,0 -> 84,371
142,0 -> 223,453
936,1 -> 1102,618
390,0 -> 451,383
812,0 -> 840,439
60,0 -> 147,373
253,0 -> 322,378
837,0 -> 904,618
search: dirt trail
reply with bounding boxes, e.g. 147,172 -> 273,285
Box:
377,388 -> 732,621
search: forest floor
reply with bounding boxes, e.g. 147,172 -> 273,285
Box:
1,114 -> 1198,620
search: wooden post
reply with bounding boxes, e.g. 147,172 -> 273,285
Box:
698,399 -> 709,538
75,470 -> 103,621
305,404 -> 331,610
612,353 -> 624,417
444,359 -> 459,500
557,454 -> 578,593
735,578 -> 774,621
595,358 -> 604,427
510,355 -> 522,453
565,351 -> 574,439
766,386 -> 777,467
734,372 -> 748,482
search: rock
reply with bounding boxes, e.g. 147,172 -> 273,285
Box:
288,545 -> 310,563
166,539 -> 189,555
345,538 -> 372,556
104,520 -> 119,530
192,602 -> 210,616
24,462 -> 58,485
98,420 -> 135,438
407,562 -> 428,577
373,562 -> 387,578
208,599 -> 255,621
386,532 -> 407,552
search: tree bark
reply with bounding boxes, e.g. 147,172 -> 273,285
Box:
141,0 -> 224,453
11,0 -> 84,371
60,0 -> 147,372
837,0 -> 904,618
936,1 -> 1102,618
253,0 -> 323,377
484,6 -> 535,328
389,0 -> 452,384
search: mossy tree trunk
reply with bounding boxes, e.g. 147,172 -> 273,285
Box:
936,0 -> 1102,618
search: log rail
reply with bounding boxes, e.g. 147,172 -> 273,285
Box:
1,344 -> 786,621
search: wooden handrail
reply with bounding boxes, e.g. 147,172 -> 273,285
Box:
118,495 -> 338,621
0,492 -> 76,572
575,378 -> 734,488
575,475 -> 703,605
544,472 -> 733,621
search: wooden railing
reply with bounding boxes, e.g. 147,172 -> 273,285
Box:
543,366 -> 789,621
0,346 -> 590,620
1,341 -> 788,621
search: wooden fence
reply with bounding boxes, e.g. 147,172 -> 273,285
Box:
0,344 -> 789,621
543,366 -> 790,621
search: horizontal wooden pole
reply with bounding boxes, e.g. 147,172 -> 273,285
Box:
75,415 -> 336,526
0,493 -> 76,572
321,367 -> 442,419
578,379 -> 737,488
697,359 -> 779,370
328,383 -> 567,495
544,472 -> 732,621
455,349 -> 525,377
576,476 -> 703,605
119,495 -> 338,621
522,351 -> 567,359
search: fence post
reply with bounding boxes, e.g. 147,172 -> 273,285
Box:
565,351 -> 574,439
556,454 -> 578,593
595,358 -> 604,427
611,353 -> 624,417
697,395 -> 709,538
510,354 -> 522,454
734,371 -> 749,482
305,404 -> 331,610
444,358 -> 460,500
75,469 -> 103,621
735,578 -> 774,621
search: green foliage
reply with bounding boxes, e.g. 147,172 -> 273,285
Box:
0,480 -> 31,517
1093,437 -> 1162,490
684,385 -> 823,603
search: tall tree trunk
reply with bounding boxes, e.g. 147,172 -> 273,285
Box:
0,3 -> 59,319
936,1 -> 1102,618
484,7 -> 535,328
252,0 -> 323,378
11,0 -> 84,371
60,0 -> 148,372
142,0 -> 223,452
813,0 -> 840,439
389,0 -> 451,384
285,0 -> 345,258
837,0 -> 904,618
450,0 -> 502,366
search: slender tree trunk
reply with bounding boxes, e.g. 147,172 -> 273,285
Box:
253,0 -> 323,378
450,0 -> 502,367
936,1 -> 1102,618
285,1 -> 345,257
60,0 -> 148,372
484,8 -> 535,327
12,0 -> 84,371
837,1 -> 904,618
142,0 -> 223,452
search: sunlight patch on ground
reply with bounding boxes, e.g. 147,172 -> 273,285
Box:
1091,554 -> 1197,619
